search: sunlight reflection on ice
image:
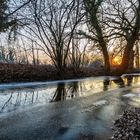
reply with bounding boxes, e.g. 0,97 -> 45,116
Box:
129,98 -> 140,107
122,93 -> 136,97
1,75 -> 140,115
93,100 -> 108,106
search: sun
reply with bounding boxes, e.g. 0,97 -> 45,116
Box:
112,57 -> 122,66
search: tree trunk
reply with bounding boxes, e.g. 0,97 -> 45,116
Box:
57,58 -> 65,78
135,43 -> 139,69
99,40 -> 110,75
51,83 -> 65,102
102,46 -> 110,75
115,42 -> 134,75
128,50 -> 134,70
32,42 -> 36,65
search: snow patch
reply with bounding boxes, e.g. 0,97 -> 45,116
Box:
121,73 -> 140,77
93,100 -> 108,106
123,94 -> 136,98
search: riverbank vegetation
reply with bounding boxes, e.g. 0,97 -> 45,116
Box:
0,63 -> 105,82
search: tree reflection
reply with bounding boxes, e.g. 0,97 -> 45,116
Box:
0,90 -> 39,113
103,75 -> 140,92
124,75 -> 140,87
1,93 -> 13,111
113,77 -> 125,88
125,75 -> 133,86
51,83 -> 66,102
103,78 -> 110,91
103,77 -> 125,91
0,82 -> 82,113
51,81 -> 81,102
69,81 -> 80,98
1,75 -> 139,114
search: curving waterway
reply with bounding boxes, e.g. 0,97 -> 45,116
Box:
0,74 -> 140,139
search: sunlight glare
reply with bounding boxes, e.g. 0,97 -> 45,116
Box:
112,57 -> 121,65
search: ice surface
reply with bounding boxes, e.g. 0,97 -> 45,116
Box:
121,73 -> 140,77
0,76 -> 119,90
122,93 -> 136,97
0,75 -> 140,139
93,100 -> 108,106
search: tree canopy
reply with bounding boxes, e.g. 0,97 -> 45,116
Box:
0,0 -> 15,32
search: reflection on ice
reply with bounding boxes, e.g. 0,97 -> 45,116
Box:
1,75 -> 140,140
128,97 -> 140,107
0,75 -> 140,115
0,76 -> 118,91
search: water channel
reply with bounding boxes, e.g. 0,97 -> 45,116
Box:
0,74 -> 140,139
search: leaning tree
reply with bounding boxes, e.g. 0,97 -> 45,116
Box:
105,0 -> 140,74
79,0 -> 111,74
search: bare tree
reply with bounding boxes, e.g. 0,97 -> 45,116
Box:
69,37 -> 89,73
105,0 -> 140,74
79,0 -> 111,74
135,41 -> 140,68
26,0 -> 83,76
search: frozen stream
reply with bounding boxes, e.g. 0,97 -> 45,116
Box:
0,74 -> 140,139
